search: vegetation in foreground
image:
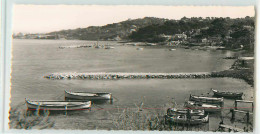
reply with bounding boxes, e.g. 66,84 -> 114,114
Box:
9,104 -> 54,129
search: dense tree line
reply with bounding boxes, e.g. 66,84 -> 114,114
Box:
129,17 -> 255,51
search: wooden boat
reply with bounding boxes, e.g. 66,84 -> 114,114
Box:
212,89 -> 243,98
185,101 -> 222,112
104,46 -> 115,49
136,48 -> 144,50
65,90 -> 112,100
25,99 -> 91,111
189,94 -> 224,105
167,108 -> 204,116
165,114 -> 209,125
218,124 -> 244,132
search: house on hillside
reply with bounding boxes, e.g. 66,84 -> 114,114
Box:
207,36 -> 223,45
171,33 -> 187,41
201,38 -> 208,44
159,34 -> 172,41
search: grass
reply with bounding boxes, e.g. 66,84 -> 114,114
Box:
9,104 -> 55,129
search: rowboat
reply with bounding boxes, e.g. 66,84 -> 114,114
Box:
65,90 -> 112,100
165,114 -> 209,125
211,89 -> 243,99
218,124 -> 244,132
167,108 -> 205,116
185,101 -> 222,112
25,99 -> 91,111
104,46 -> 115,49
189,94 -> 224,105
136,48 -> 144,50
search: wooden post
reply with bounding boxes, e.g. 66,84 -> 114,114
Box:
235,101 -> 238,110
252,103 -> 254,112
246,111 -> 250,124
230,109 -> 235,120
37,102 -> 40,116
65,105 -> 67,115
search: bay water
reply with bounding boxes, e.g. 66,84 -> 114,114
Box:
10,39 -> 254,130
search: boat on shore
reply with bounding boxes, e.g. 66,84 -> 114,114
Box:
211,89 -> 243,99
25,99 -> 91,111
189,94 -> 224,105
165,114 -> 209,125
167,108 -> 205,116
104,46 -> 115,49
169,49 -> 176,51
136,48 -> 144,50
65,90 -> 112,100
185,101 -> 222,112
218,124 -> 244,132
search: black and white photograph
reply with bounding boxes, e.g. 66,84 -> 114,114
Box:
6,4 -> 256,132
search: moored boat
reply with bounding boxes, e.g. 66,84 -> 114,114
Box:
189,94 -> 224,105
104,46 -> 115,49
65,90 -> 112,100
25,99 -> 91,111
167,108 -> 205,116
165,114 -> 209,125
136,48 -> 144,50
185,101 -> 222,112
211,89 -> 243,99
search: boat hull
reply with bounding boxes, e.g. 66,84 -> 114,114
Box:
65,90 -> 112,100
212,89 -> 243,99
189,95 -> 224,105
167,108 -> 205,116
25,99 -> 91,111
165,114 -> 209,125
185,101 -> 222,112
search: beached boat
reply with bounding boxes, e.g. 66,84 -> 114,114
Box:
94,45 -> 101,48
165,114 -> 209,125
104,46 -> 115,49
218,124 -> 244,132
136,48 -> 144,50
189,94 -> 224,105
167,108 -> 205,116
211,89 -> 243,98
146,43 -> 157,46
185,101 -> 222,112
169,49 -> 176,51
65,90 -> 112,100
25,99 -> 91,111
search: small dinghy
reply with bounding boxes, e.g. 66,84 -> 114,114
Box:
167,108 -> 205,116
65,90 -> 112,100
169,49 -> 176,51
185,101 -> 222,112
212,89 -> 243,99
189,94 -> 224,105
25,99 -> 91,111
104,46 -> 115,49
165,114 -> 209,125
136,48 -> 144,50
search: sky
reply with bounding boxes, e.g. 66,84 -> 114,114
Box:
13,5 -> 255,33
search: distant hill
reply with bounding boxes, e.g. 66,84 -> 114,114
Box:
48,17 -> 168,41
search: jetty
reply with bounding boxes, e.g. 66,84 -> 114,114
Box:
44,72 -> 212,80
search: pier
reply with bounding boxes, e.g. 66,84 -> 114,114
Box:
230,100 -> 254,124
44,72 -> 213,80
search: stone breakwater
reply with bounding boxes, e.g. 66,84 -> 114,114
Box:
43,72 -> 226,80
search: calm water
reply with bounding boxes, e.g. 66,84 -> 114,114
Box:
10,39 -> 254,130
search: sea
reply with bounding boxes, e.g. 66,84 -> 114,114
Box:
10,39 -> 254,130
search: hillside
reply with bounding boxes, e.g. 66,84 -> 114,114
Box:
48,17 -> 168,41
129,17 -> 255,51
